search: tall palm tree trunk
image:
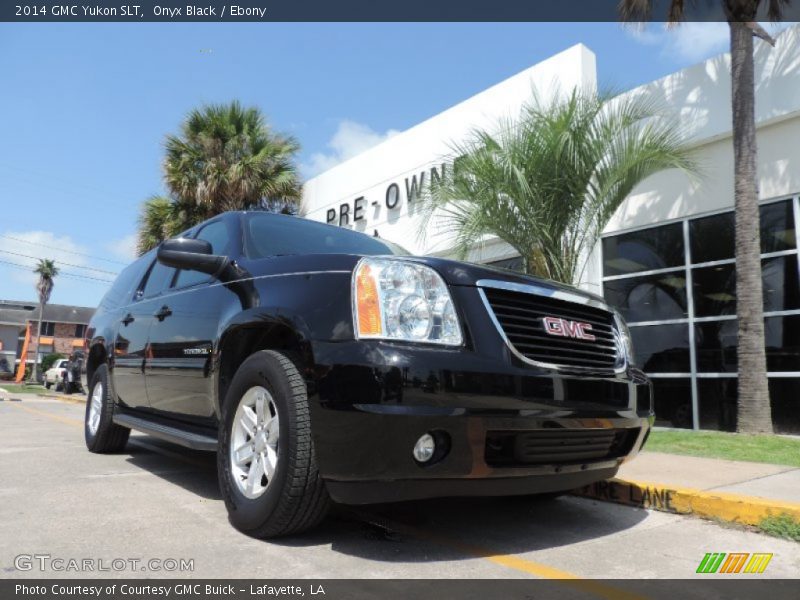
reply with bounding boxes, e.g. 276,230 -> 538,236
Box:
30,300 -> 44,383
730,20 -> 773,433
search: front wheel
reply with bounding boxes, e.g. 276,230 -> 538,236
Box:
84,364 -> 130,453
218,350 -> 330,538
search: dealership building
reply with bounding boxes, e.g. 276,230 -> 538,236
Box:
302,26 -> 800,434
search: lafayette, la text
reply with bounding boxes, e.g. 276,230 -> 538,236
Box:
16,584 -> 324,597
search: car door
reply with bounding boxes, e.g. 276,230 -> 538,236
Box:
113,257 -> 176,410
145,218 -> 236,422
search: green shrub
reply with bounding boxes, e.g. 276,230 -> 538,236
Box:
759,514 -> 800,542
41,353 -> 65,372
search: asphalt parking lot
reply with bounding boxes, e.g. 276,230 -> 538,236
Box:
1,395 -> 798,581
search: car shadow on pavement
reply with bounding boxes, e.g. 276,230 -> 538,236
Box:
278,494 -> 650,561
124,435 -> 222,501
122,433 -> 649,560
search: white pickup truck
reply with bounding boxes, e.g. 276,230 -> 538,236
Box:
44,358 -> 69,390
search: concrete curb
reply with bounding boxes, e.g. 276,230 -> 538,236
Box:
36,392 -> 85,404
573,477 -> 800,527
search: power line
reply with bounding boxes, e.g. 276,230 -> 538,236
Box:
0,233 -> 130,266
0,258 -> 114,285
0,249 -> 120,276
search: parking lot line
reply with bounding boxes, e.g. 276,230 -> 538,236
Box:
9,401 -> 84,428
351,510 -> 648,599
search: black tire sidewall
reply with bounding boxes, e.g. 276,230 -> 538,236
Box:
218,352 -> 295,532
84,364 -> 114,450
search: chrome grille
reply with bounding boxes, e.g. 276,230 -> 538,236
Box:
480,282 -> 623,372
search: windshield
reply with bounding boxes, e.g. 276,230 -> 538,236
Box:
246,213 -> 409,258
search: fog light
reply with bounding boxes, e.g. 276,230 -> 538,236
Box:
413,433 -> 436,463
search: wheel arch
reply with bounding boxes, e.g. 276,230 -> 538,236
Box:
215,316 -> 315,418
86,339 -> 109,386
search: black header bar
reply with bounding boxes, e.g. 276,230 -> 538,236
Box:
3,0 -> 800,22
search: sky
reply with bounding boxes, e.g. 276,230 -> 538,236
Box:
0,21 -> 777,308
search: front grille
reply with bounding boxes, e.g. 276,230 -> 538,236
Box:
485,428 -> 639,467
481,285 -> 622,372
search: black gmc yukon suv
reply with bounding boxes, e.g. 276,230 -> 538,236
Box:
84,211 -> 653,537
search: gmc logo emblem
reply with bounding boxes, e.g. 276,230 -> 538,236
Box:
542,316 -> 596,341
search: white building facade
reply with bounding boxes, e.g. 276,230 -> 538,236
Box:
302,27 -> 800,433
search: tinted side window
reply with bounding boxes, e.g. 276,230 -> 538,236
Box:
174,219 -> 231,289
98,260 -> 147,310
141,260 -> 176,299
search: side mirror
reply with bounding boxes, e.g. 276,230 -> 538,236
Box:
157,238 -> 230,278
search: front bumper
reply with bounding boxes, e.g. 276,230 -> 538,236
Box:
308,340 -> 653,505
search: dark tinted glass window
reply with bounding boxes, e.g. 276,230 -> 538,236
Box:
99,260 -> 146,309
692,264 -> 735,317
693,314 -> 800,373
174,219 -> 232,289
692,256 -> 800,317
695,321 -> 738,372
697,379 -> 737,432
762,255 -> 800,312
630,324 -> 690,372
603,272 -> 688,322
246,214 -> 406,258
652,378 -> 693,429
769,379 -> 800,434
602,223 -> 684,277
689,200 -> 796,263
760,200 -> 796,253
141,260 -> 175,299
765,314 -> 800,371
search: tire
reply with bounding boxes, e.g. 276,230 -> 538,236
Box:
218,350 -> 330,538
44,382 -> 51,390
84,364 -> 130,453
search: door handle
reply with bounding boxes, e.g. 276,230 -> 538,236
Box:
155,305 -> 172,321
122,313 -> 135,326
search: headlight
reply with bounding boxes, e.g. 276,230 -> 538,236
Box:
613,312 -> 635,365
353,257 -> 463,346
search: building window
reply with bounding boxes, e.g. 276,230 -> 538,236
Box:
39,322 -> 55,336
602,221 -> 684,276
486,256 -> 524,272
74,324 -> 87,338
602,196 -> 800,431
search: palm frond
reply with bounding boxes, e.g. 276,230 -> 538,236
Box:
418,86 -> 699,284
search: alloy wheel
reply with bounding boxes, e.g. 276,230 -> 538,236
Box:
230,386 -> 280,499
87,382 -> 103,434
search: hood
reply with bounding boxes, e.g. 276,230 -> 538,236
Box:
401,255 -> 608,305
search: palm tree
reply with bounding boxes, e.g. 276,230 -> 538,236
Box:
136,101 -> 302,254
420,87 -> 697,285
618,3 -> 787,434
137,195 -> 189,255
30,259 -> 59,383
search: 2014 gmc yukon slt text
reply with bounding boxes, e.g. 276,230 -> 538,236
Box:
84,211 -> 653,538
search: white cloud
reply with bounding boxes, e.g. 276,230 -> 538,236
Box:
625,21 -> 796,64
0,230 -> 91,288
105,233 -> 138,262
0,230 -> 119,305
302,120 -> 400,178
624,22 -> 729,63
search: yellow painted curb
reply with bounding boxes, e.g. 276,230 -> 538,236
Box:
36,393 -> 85,405
573,477 -> 800,527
